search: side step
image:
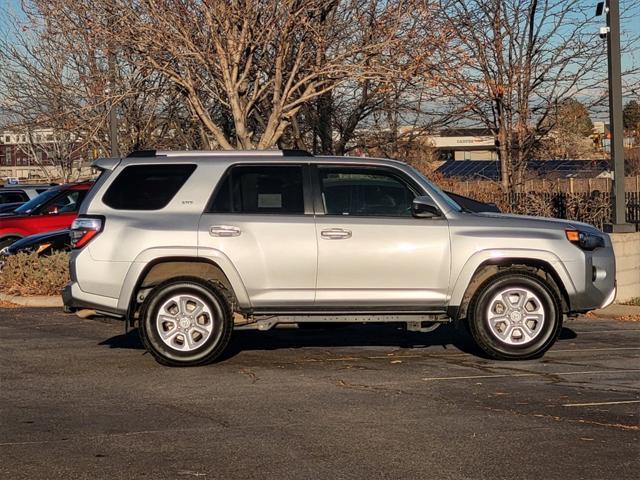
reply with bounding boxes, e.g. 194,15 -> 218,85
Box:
235,313 -> 451,332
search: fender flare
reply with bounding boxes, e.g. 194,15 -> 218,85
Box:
448,248 -> 577,307
116,246 -> 251,314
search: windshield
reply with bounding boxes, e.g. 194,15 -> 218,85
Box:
13,188 -> 59,215
406,165 -> 463,212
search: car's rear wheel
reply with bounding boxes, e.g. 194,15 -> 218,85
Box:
467,271 -> 562,360
140,277 -> 232,367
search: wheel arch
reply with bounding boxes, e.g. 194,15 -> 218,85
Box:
118,251 -> 251,323
449,251 -> 574,321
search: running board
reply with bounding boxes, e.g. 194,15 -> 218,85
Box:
235,313 -> 451,331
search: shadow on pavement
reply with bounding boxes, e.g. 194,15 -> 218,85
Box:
99,323 -> 579,360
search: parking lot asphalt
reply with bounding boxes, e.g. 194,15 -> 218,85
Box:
0,308 -> 638,480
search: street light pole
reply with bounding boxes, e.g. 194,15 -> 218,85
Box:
603,0 -> 632,232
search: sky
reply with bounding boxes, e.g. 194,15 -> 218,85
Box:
1,0 -> 638,68
0,0 -> 638,121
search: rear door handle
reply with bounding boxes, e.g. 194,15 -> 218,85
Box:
209,225 -> 241,237
320,228 -> 352,240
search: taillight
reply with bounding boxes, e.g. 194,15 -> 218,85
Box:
70,217 -> 103,249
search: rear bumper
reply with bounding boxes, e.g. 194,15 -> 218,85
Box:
63,281 -> 123,318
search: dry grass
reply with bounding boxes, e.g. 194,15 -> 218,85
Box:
622,297 -> 640,307
0,252 -> 69,296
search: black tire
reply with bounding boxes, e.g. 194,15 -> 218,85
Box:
467,270 -> 563,360
140,277 -> 233,367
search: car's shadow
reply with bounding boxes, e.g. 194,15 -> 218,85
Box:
99,323 -> 578,361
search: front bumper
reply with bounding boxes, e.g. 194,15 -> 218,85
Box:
599,285 -> 617,310
564,241 -> 616,313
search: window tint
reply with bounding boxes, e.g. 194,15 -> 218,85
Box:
0,191 -> 28,204
103,164 -> 196,210
319,168 -> 417,217
210,165 -> 304,214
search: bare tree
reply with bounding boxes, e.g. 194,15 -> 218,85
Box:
310,1 -> 451,156
0,0 -> 200,175
432,0 -> 637,192
71,0 -> 412,150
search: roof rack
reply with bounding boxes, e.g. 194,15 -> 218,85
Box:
126,149 -> 313,158
127,150 -> 157,158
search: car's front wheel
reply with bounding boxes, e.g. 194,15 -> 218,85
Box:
467,271 -> 563,360
140,277 -> 233,367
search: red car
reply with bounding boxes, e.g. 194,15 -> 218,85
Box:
0,182 -> 92,248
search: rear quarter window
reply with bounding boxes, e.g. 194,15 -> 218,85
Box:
103,164 -> 196,210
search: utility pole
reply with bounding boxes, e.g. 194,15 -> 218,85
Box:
108,47 -> 119,158
599,0 -> 633,232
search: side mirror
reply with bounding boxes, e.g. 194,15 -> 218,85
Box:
412,196 -> 440,218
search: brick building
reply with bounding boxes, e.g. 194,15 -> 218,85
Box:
0,129 -> 55,167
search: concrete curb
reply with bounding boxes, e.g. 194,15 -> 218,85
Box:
590,303 -> 640,319
0,292 -> 63,307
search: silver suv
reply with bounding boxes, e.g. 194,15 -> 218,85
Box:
64,150 -> 616,366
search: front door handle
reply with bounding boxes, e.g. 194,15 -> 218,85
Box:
320,228 -> 352,240
209,225 -> 241,237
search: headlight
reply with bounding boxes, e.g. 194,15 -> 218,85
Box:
565,229 -> 605,250
0,246 -> 8,256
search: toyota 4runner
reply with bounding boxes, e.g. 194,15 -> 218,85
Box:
63,150 -> 616,366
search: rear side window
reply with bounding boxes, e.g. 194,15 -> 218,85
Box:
103,164 -> 196,210
210,165 -> 304,214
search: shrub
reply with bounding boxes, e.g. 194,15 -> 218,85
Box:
0,252 -> 70,296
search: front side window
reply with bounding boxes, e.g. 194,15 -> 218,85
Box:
103,164 -> 196,210
319,167 -> 418,217
14,188 -> 60,214
39,189 -> 88,215
210,165 -> 304,214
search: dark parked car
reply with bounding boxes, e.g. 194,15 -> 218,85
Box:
0,229 -> 70,268
444,191 -> 500,213
0,202 -> 24,214
0,184 -> 55,205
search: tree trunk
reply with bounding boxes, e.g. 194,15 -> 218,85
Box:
316,91 -> 333,154
497,126 -> 510,193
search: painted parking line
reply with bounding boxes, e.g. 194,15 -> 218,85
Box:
421,369 -> 640,382
570,329 -> 640,334
562,400 -> 640,407
551,347 -> 640,353
283,346 -> 640,365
